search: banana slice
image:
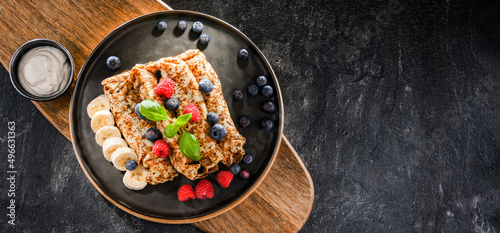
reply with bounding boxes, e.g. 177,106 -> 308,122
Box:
111,147 -> 138,171
87,94 -> 111,118
102,137 -> 128,161
123,166 -> 148,190
91,110 -> 115,133
95,126 -> 121,146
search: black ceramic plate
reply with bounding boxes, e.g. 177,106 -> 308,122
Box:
70,10 -> 283,223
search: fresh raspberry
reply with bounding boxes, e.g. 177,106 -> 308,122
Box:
195,179 -> 214,200
153,140 -> 170,158
183,104 -> 200,123
216,171 -> 234,188
177,184 -> 195,202
156,78 -> 175,98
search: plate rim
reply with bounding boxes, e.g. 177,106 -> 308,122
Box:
69,10 -> 284,224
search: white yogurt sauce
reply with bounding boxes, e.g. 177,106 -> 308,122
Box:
18,46 -> 70,97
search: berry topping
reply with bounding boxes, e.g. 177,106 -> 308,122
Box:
233,89 -> 244,101
238,49 -> 249,60
261,85 -> 274,97
156,21 -> 167,31
134,103 -> 147,120
207,112 -> 219,124
156,78 -> 175,98
229,164 -> 241,175
260,118 -> 274,131
239,115 -> 251,128
195,179 -> 214,200
239,170 -> 250,180
242,154 -> 253,165
262,101 -> 276,113
125,160 -> 138,171
145,127 -> 163,142
178,184 -> 195,202
153,140 -> 170,158
192,21 -> 204,33
248,84 -> 259,96
183,104 -> 200,123
199,78 -> 213,93
217,171 -> 234,188
210,124 -> 227,141
256,75 -> 268,87
176,20 -> 187,31
106,56 -> 121,71
199,33 -> 210,45
165,97 -> 180,111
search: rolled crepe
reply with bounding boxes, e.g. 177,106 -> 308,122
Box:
176,49 -> 246,165
146,57 -> 224,180
102,66 -> 178,185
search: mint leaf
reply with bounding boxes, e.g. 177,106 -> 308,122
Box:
165,123 -> 179,138
179,130 -> 201,161
139,99 -> 169,121
176,113 -> 192,126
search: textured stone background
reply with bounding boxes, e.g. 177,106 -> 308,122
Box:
2,0 -> 500,232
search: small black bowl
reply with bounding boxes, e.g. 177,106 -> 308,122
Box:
9,39 -> 75,102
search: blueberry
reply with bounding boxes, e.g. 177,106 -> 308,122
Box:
210,124 -> 227,141
256,75 -> 268,87
239,170 -> 250,180
239,115 -> 251,128
261,85 -> 273,97
145,127 -> 163,142
165,97 -> 180,111
157,21 -> 167,31
176,20 -> 187,31
233,89 -> 244,101
199,78 -> 213,93
248,84 -> 258,96
199,33 -> 210,45
229,164 -> 241,175
207,112 -> 219,124
135,103 -> 147,120
238,49 -> 249,60
125,160 -> 138,171
192,21 -> 204,33
106,56 -> 121,71
242,154 -> 253,165
260,118 -> 274,131
262,101 -> 276,113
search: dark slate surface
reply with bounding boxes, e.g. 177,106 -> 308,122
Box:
2,0 -> 500,232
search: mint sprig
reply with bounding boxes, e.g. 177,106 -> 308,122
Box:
138,99 -> 200,161
139,99 -> 171,121
165,124 -> 180,138
164,113 -> 192,138
176,113 -> 192,125
179,128 -> 201,161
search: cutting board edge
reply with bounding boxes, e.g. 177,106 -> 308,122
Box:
282,135 -> 315,229
156,0 -> 173,10
33,100 -> 72,140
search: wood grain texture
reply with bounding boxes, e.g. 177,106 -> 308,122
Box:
0,0 -> 313,231
193,136 -> 314,232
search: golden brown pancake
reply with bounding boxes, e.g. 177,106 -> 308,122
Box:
101,51 -> 245,182
146,57 -> 224,180
102,66 -> 178,185
176,49 -> 246,165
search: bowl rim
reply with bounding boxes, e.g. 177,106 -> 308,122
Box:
9,38 -> 75,102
